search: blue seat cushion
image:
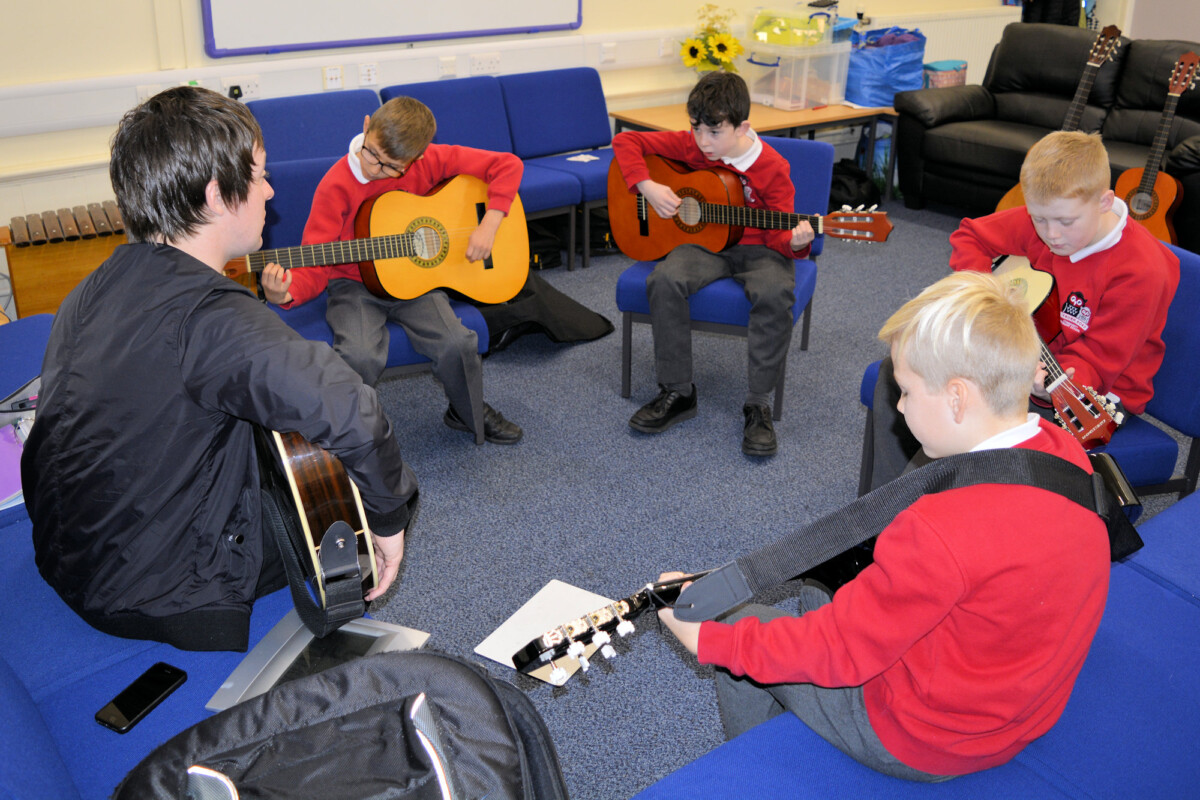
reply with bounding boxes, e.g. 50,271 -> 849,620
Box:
270,290 -> 489,366
1127,490 -> 1200,604
860,359 -> 883,409
247,90 -> 380,162
0,313 -> 54,399
519,164 -> 582,214
0,655 -> 81,800
261,157 -> 339,250
1092,415 -> 1178,487
615,260 -> 816,328
527,148 -> 614,203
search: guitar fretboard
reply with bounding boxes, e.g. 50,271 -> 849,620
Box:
1137,94 -> 1181,197
243,233 -> 420,273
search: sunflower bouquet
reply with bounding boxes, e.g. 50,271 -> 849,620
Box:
680,4 -> 744,73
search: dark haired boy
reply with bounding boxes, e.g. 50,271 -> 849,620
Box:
23,86 -> 418,651
263,97 -> 524,445
610,71 -> 814,456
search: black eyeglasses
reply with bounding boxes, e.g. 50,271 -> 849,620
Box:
359,143 -> 408,177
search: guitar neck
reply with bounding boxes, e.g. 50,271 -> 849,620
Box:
241,233 -> 418,273
697,201 -> 821,234
1137,93 -> 1181,195
1062,64 -> 1100,132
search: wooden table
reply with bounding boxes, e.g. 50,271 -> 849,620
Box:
610,102 -> 898,200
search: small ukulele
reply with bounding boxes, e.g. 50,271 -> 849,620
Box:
993,256 -> 1123,449
606,155 -> 893,262
512,571 -> 711,685
995,26 -> 1122,213
223,175 -> 530,305
1113,51 -> 1199,245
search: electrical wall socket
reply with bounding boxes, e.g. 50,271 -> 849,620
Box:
322,65 -> 344,91
659,38 -> 675,58
600,42 -> 617,64
438,55 -> 457,78
358,63 -> 378,87
220,75 -> 261,101
469,52 -> 501,75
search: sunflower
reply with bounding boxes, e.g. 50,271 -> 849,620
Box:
680,37 -> 709,68
706,31 -> 743,63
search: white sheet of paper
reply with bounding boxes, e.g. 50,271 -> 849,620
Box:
475,579 -> 613,684
566,153 -> 600,162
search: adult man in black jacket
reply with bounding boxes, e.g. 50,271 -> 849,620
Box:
21,87 -> 419,651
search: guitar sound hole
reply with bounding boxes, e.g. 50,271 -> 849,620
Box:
1129,191 -> 1156,217
411,226 -> 443,260
677,197 -> 702,226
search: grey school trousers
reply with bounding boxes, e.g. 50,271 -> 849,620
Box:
647,244 -> 795,395
713,585 -> 953,783
325,279 -> 485,442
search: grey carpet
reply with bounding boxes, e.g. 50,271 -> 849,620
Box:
367,202 -> 1183,800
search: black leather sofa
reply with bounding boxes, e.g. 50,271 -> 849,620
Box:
894,23 -> 1200,253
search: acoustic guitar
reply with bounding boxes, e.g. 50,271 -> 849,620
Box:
223,175 -> 530,305
254,426 -> 377,609
512,571 -> 711,685
994,25 -> 1123,213
993,256 -> 1123,449
1113,51 -> 1199,245
606,155 -> 893,262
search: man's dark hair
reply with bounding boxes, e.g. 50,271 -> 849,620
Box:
686,71 -> 751,128
109,86 -> 263,243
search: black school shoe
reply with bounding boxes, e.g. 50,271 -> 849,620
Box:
444,403 -> 523,444
742,403 -> 777,456
629,384 -> 697,433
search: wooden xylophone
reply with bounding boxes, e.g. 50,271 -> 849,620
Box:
7,201 -> 124,246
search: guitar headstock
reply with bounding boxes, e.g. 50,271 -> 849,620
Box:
1168,52 -> 1200,97
1086,25 -> 1122,69
824,208 -> 894,243
511,571 -> 709,685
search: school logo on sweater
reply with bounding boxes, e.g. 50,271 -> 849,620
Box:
739,175 -> 757,206
1061,291 -> 1092,332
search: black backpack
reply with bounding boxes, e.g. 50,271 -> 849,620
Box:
114,651 -> 569,800
828,158 -> 881,213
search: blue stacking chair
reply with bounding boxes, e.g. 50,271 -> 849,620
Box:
247,89 -> 381,162
857,243 -> 1200,498
380,76 -> 582,269
497,67 -> 615,269
614,136 -> 833,420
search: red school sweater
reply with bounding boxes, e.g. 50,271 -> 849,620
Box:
698,421 -> 1110,776
949,206 -> 1178,415
282,142 -> 523,307
611,129 -> 809,261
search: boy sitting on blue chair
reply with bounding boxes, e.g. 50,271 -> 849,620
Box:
610,71 -> 815,457
659,272 -> 1109,781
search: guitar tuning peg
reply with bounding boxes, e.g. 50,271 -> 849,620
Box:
1113,411 -> 1125,426
855,204 -> 865,212
868,204 -> 878,211
548,665 -> 568,686
616,619 -> 635,637
591,630 -> 616,659
576,654 -> 591,673
567,641 -> 585,659
600,643 -> 617,659
840,204 -> 852,212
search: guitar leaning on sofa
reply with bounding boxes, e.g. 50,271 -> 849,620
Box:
1113,51 -> 1200,245
512,570 -> 712,685
993,256 -> 1123,450
223,174 -> 530,305
606,155 -> 893,262
994,25 -> 1123,213
254,426 -> 378,616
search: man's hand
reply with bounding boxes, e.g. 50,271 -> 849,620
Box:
790,219 -> 815,251
261,262 -> 293,306
365,529 -> 405,601
656,571 -> 701,657
466,208 -> 505,262
636,180 -> 682,220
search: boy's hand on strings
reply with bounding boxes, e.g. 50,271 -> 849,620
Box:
790,219 -> 815,250
637,180 -> 683,220
261,263 -> 293,305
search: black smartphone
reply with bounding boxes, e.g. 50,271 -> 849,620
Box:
95,662 -> 187,734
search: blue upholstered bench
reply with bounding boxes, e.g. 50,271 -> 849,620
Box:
634,495 -> 1200,799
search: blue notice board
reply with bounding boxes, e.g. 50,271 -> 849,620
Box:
202,0 -> 582,58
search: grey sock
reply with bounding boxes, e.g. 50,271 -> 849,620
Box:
667,382 -> 694,397
745,391 -> 771,409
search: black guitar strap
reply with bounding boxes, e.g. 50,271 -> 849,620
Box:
261,491 -> 367,638
674,448 -> 1142,623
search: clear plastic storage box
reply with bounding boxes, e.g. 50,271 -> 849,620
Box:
744,41 -> 851,110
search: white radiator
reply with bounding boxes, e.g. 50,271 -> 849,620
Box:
869,7 -> 1022,86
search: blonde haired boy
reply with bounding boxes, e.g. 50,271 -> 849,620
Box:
660,271 -> 1109,780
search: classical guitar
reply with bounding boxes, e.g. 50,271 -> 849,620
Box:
223,175 -> 530,305
254,426 -> 377,609
512,571 -> 711,685
1113,51 -> 1199,245
606,155 -> 893,262
995,25 -> 1123,213
993,256 -> 1123,449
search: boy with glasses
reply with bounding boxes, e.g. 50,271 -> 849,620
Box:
263,96 -> 524,445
